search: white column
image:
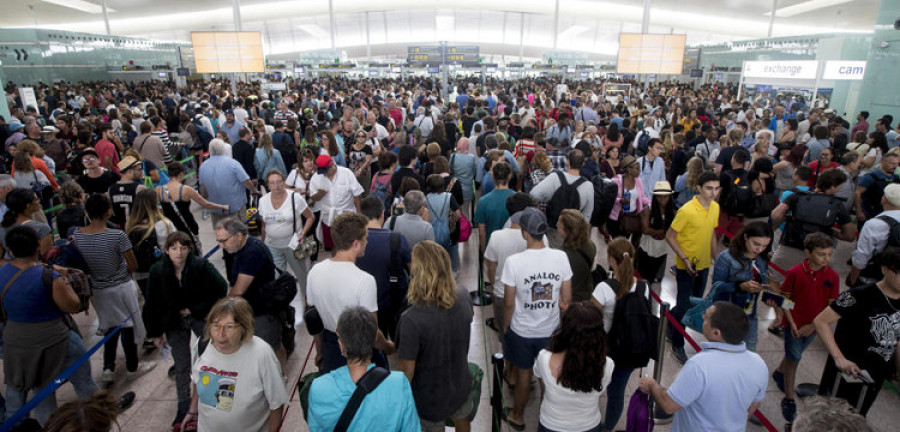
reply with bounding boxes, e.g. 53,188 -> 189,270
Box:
366,12 -> 371,60
768,0 -> 777,38
641,0 -> 651,33
552,0 -> 560,49
329,0 -> 336,50
100,0 -> 111,35
520,12 -> 525,61
232,0 -> 242,31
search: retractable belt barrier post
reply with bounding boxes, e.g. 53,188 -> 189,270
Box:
490,353 -> 505,432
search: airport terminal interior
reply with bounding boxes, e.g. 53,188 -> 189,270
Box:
1,0 -> 900,431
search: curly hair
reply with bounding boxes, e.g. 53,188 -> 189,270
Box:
546,302 -> 608,393
407,241 -> 457,310
558,208 -> 590,250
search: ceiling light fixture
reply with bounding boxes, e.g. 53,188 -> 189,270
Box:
40,0 -> 115,14
764,0 -> 852,18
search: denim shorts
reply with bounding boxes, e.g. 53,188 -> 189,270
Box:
784,329 -> 816,362
504,330 -> 549,370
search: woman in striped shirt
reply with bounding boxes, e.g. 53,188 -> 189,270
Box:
73,193 -> 156,387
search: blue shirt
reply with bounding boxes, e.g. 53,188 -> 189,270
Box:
778,186 -> 809,231
220,120 -> 245,146
668,341 -> 768,432
308,365 -> 420,432
474,188 -> 515,243
198,155 -> 250,215
0,264 -> 65,323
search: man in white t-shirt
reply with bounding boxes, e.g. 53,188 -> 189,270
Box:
308,154 -> 364,250
306,212 -> 395,373
501,207 -> 572,430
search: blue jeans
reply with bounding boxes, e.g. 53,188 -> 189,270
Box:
64,330 -> 99,398
450,243 -> 459,272
5,386 -> 56,426
745,314 -> 758,352
603,366 -> 635,430
671,268 -> 709,349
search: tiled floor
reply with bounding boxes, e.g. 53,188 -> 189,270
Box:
29,203 -> 900,431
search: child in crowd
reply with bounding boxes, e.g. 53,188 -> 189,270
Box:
771,232 -> 839,422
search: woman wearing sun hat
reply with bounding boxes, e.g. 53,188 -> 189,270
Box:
637,181 -> 676,283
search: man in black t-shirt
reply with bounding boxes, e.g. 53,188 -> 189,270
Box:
214,217 -> 280,360
108,156 -> 146,228
813,247 -> 900,416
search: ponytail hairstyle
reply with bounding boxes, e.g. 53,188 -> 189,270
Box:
607,237 -> 636,299
1,188 -> 38,228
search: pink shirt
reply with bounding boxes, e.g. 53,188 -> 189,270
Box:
610,174 -> 651,221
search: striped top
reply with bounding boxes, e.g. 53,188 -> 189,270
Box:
73,229 -> 133,289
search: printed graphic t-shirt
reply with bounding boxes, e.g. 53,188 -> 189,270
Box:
192,336 -> 289,432
829,284 -> 900,379
501,247 -> 573,338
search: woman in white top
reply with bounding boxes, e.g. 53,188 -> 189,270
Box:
533,302 -> 614,432
590,237 -> 648,431
11,152 -> 50,197
285,149 -> 320,261
258,169 -> 315,300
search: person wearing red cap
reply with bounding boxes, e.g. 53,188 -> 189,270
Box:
308,154 -> 364,250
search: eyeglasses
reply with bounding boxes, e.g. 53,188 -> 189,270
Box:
215,233 -> 236,244
82,156 -> 98,162
210,323 -> 240,333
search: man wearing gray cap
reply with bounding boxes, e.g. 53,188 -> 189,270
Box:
500,207 -> 572,430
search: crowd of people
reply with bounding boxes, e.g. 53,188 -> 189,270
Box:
0,73 -> 898,431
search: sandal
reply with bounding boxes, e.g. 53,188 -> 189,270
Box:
502,407 -> 525,431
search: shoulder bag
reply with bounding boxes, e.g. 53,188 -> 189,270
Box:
163,186 -> 203,253
334,367 -> 391,432
292,193 -> 318,260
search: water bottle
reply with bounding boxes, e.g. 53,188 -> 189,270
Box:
623,189 -> 631,213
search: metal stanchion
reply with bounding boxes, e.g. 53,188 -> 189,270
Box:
653,301 -> 674,424
471,253 -> 493,306
491,353 -> 505,432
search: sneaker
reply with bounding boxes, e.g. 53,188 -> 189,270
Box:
781,398 -> 797,422
672,347 -> 688,365
143,339 -> 157,351
772,370 -> 786,393
126,361 -> 158,381
100,369 -> 115,387
768,326 -> 784,338
117,391 -> 136,412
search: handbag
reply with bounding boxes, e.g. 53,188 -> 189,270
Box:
303,306 -> 324,336
457,213 -> 472,242
290,193 -> 318,260
32,172 -> 54,202
626,390 -> 655,432
747,179 -> 777,219
163,185 -> 203,253
682,280 -> 728,332
619,213 -> 643,234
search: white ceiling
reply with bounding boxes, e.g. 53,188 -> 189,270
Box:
1,0 -> 882,60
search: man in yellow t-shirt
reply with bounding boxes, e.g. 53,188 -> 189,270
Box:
666,171 -> 721,363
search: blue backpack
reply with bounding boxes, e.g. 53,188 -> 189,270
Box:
370,173 -> 394,218
426,194 -> 451,249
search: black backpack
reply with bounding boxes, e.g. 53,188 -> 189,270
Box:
860,215 -> 900,279
191,117 -> 213,151
860,173 -> 898,217
545,171 -> 587,229
783,190 -> 844,249
607,280 -> 659,369
636,129 -> 653,157
721,171 -> 754,217
128,227 -> 162,273
587,174 -> 618,228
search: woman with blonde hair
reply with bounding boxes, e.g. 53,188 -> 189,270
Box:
396,241 -> 474,432
590,237 -> 649,431
752,136 -> 771,163
253,133 -> 286,183
126,189 -> 176,300
557,208 -> 596,302
674,156 -> 704,207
